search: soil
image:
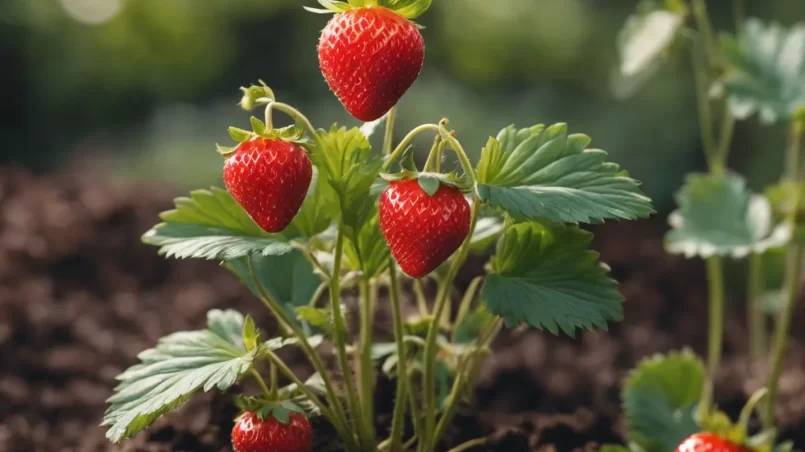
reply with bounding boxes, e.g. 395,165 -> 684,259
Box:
1,167 -> 805,452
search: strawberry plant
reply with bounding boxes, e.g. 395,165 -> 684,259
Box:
103,1 -> 656,450
605,0 -> 805,451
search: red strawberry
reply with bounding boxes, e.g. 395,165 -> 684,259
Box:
380,178 -> 471,278
224,138 -> 312,233
318,6 -> 425,121
675,433 -> 752,452
232,411 -> 312,452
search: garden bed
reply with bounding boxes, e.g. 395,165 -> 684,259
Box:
1,168 -> 804,451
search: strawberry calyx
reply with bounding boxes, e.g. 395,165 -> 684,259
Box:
380,171 -> 472,197
239,80 -> 275,112
216,122 -> 307,158
696,388 -> 776,451
304,0 -> 431,20
234,396 -> 308,425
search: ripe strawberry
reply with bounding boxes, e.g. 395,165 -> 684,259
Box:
318,6 -> 425,121
380,178 -> 471,278
232,411 -> 312,452
675,433 -> 751,452
224,138 -> 312,233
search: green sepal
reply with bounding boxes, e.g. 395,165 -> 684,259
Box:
379,171 -> 471,194
305,0 -> 432,19
242,315 -> 259,352
239,80 -> 275,111
229,127 -> 252,143
418,173 -> 441,196
216,144 -> 237,157
250,117 -> 267,137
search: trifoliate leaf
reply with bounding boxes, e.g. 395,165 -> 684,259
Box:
618,9 -> 684,78
343,203 -> 390,278
224,251 -> 321,315
476,124 -> 654,224
714,19 -> 805,124
481,221 -> 623,336
103,310 -> 257,443
665,172 -> 791,259
623,349 -> 704,452
290,167 -> 335,239
310,126 -> 382,227
142,188 -> 292,260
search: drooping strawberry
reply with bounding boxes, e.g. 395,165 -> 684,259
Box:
318,6 -> 425,121
380,178 -> 471,278
232,411 -> 312,452
224,138 -> 312,233
675,433 -> 752,452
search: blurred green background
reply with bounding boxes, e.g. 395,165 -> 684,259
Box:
1,0 -> 804,211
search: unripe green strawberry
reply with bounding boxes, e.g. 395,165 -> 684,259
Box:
380,178 -> 471,278
231,411 -> 312,452
675,433 -> 751,452
224,138 -> 312,233
318,6 -> 425,121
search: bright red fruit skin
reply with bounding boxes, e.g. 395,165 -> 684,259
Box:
224,138 -> 312,233
380,179 -> 471,278
675,433 -> 751,452
318,6 -> 425,121
231,411 -> 312,452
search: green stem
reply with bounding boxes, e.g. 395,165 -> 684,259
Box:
698,256 -> 726,421
734,0 -> 745,31
251,369 -> 272,399
747,253 -> 767,365
264,102 -> 274,131
764,242 -> 804,428
246,256 -> 352,443
271,102 -> 317,137
446,437 -> 489,452
432,357 -> 471,446
764,119 -> 805,428
269,362 -> 278,400
383,106 -> 398,156
716,110 -> 736,167
388,263 -> 408,451
452,276 -> 483,342
357,277 -> 377,446
381,124 -> 441,172
440,129 -> 478,185
413,279 -> 429,316
423,135 -> 444,172
691,34 -> 718,171
422,199 -> 481,451
692,0 -> 717,68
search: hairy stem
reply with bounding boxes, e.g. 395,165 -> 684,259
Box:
381,124 -> 441,172
422,200 -> 481,451
764,119 -> 805,428
699,256 -> 726,421
692,0 -> 717,68
246,256 -> 352,444
691,34 -> 718,171
388,264 -> 408,451
328,223 -> 370,449
383,107 -> 398,156
270,102 -> 317,137
413,279 -> 429,317
251,369 -> 272,399
269,362 -> 278,400
747,253 -> 767,365
357,278 -> 376,446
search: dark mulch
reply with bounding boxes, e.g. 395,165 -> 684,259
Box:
1,168 -> 804,451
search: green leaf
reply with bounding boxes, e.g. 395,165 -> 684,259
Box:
103,309 -> 258,443
665,172 -> 790,259
224,250 -> 321,312
343,204 -> 390,277
481,221 -> 623,336
476,124 -> 654,224
623,349 -> 704,452
715,19 -> 805,124
618,9 -> 684,78
142,188 -> 293,260
242,315 -> 259,352
310,126 -> 382,226
290,167 -> 335,239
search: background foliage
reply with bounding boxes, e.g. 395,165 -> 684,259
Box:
1,0 -> 804,210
